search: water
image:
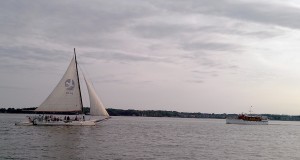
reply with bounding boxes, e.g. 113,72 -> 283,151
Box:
1,114 -> 300,160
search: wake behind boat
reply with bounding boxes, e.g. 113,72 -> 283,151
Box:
15,48 -> 110,126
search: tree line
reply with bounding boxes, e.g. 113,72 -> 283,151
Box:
1,107 -> 300,121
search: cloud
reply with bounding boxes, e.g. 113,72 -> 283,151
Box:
0,85 -> 27,90
1,0 -> 300,113
0,46 -> 70,72
0,1 -> 159,49
0,0 -> 286,82
131,23 -> 193,39
186,80 -> 204,84
0,46 -> 68,61
84,50 -> 159,63
152,0 -> 300,30
196,25 -> 281,39
182,42 -> 241,52
192,70 -> 219,77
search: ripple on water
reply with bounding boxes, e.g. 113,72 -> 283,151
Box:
1,114 -> 300,160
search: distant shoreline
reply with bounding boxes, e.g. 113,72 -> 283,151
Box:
1,107 -> 300,121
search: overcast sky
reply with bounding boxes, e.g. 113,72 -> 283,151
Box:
1,0 -> 300,114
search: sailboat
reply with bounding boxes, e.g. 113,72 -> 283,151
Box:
16,48 -> 110,126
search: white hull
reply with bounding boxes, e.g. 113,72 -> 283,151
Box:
15,120 -> 96,126
15,116 -> 110,126
33,120 -> 96,126
226,118 -> 268,125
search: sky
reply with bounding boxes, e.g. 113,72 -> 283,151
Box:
1,0 -> 300,114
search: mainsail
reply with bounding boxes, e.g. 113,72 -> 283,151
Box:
84,76 -> 109,116
35,55 -> 82,112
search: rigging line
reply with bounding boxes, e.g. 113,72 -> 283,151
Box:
77,61 -> 91,81
77,58 -> 97,115
77,62 -> 90,110
72,51 -> 89,80
74,48 -> 83,114
78,62 -> 97,88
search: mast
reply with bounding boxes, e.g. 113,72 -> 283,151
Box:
74,48 -> 84,113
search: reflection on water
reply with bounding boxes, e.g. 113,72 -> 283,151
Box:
37,127 -> 81,159
1,114 -> 300,160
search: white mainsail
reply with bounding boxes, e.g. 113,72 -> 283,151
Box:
84,76 -> 109,116
35,56 -> 82,112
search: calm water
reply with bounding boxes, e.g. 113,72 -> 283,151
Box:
1,114 -> 300,160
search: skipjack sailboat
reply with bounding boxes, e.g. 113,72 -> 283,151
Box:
16,49 -> 110,126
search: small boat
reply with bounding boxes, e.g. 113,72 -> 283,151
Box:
16,48 -> 110,126
226,114 -> 268,125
